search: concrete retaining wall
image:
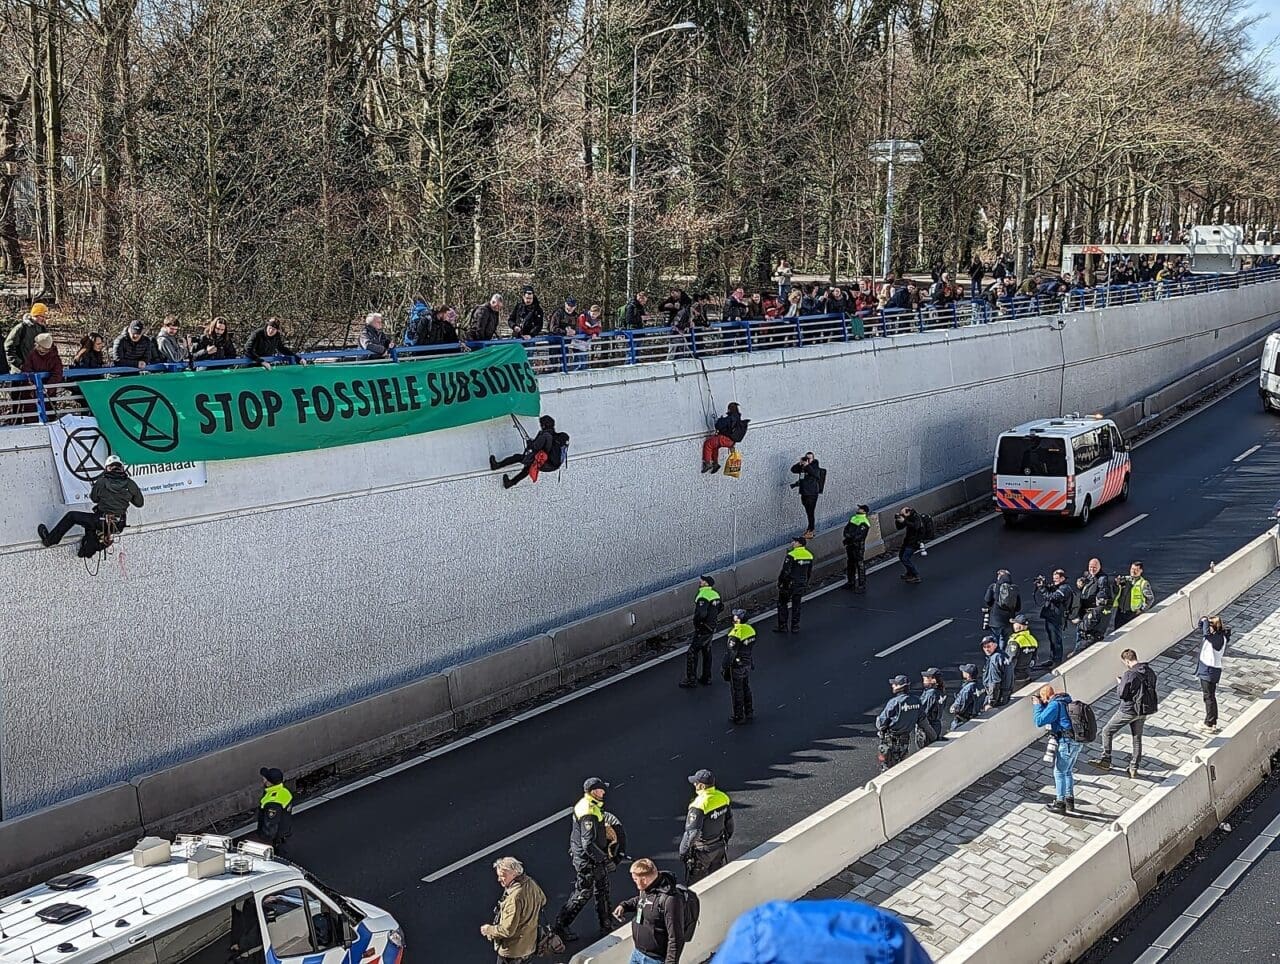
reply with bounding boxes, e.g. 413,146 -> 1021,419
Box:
572,531 -> 1280,964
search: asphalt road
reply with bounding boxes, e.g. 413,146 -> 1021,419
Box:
287,380 -> 1280,963
1090,769 -> 1280,963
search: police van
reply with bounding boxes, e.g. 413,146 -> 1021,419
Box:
0,835 -> 404,964
993,415 -> 1131,527
1260,331 -> 1280,412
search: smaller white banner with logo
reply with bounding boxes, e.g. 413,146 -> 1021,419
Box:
47,415 -> 208,505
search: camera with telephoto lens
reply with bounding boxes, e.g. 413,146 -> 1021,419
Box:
1033,574 -> 1048,591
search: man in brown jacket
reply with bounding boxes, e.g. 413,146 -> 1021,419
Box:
481,856 -> 546,963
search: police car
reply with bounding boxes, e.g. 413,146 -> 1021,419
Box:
0,835 -> 404,964
993,415 -> 1131,527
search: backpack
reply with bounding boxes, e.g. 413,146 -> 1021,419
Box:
543,431 -> 570,471
1067,700 -> 1098,743
728,418 -> 749,444
1134,666 -> 1159,716
919,513 -> 937,540
664,885 -> 700,941
535,922 -> 565,957
816,466 -> 828,494
996,581 -> 1018,612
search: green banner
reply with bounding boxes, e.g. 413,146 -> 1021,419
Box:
78,344 -> 540,463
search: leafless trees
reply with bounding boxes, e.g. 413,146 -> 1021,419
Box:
0,0 -> 1277,338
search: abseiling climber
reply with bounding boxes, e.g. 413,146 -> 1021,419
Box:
489,414 -> 569,488
701,402 -> 749,474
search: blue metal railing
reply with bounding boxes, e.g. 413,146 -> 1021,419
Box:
3,266 -> 1277,427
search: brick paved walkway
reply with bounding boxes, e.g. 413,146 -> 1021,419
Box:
806,571 -> 1280,960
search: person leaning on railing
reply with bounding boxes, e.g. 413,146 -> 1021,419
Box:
113,320 -> 160,370
5,303 -> 49,375
71,333 -> 107,370
244,317 -> 303,370
192,317 -> 237,363
17,332 -> 63,423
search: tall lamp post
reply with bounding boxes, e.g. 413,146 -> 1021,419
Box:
868,139 -> 922,279
626,20 -> 697,304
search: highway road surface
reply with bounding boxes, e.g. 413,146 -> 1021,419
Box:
284,380 -> 1280,962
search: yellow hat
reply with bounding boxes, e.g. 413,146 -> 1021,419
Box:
29,303 -> 48,317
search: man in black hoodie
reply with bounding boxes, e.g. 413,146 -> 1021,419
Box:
1090,648 -> 1157,779
613,858 -> 686,964
244,317 -> 302,369
489,415 -> 563,488
508,285 -> 544,338
790,452 -> 823,537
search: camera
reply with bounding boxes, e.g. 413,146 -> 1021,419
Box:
1033,574 -> 1047,590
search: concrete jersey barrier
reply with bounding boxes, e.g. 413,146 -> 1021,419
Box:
572,529 -> 1280,964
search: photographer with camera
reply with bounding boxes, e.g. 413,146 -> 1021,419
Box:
789,452 -> 824,538
1113,561 -> 1154,629
1072,557 -> 1115,656
1033,569 -> 1076,668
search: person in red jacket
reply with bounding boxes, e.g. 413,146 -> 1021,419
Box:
19,331 -> 63,422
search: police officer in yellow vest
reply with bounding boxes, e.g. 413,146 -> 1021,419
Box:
1007,614 -> 1040,683
724,609 -> 757,724
681,575 -> 724,689
774,536 -> 814,634
553,777 -> 615,943
257,767 -> 293,857
1113,561 -> 1155,630
679,769 -> 735,884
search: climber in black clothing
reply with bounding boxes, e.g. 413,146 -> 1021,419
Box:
489,415 -> 568,488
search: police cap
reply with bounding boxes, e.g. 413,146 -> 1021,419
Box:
732,608 -> 747,619
259,766 -> 284,784
700,575 -> 715,586
1013,613 -> 1029,625
889,674 -> 910,687
583,777 -> 610,793
688,769 -> 715,786
959,663 -> 978,676
981,634 -> 998,646
922,667 -> 942,679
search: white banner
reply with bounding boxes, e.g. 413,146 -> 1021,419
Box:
47,415 -> 208,505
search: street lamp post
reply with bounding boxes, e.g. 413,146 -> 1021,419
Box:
627,20 -> 697,305
868,140 -> 922,279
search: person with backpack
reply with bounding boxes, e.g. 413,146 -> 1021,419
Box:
1090,648 -> 1157,779
702,403 -> 748,474
38,455 -> 144,551
950,663 -> 985,730
1197,615 -> 1231,732
680,577 -> 723,689
678,769 -> 734,884
773,536 -> 814,635
613,858 -> 689,964
982,569 -> 1022,648
919,668 -> 947,746
789,453 -> 824,537
1032,684 -> 1085,815
980,636 -> 1013,710
842,504 -> 871,593
488,415 -> 568,488
893,506 -> 926,584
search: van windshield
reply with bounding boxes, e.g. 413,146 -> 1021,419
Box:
997,435 -> 1069,477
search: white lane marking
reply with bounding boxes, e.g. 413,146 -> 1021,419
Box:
253,378 -> 1257,828
1139,800 -> 1280,959
875,619 -> 954,658
1104,513 -> 1150,538
421,807 -> 573,882
1234,444 -> 1262,462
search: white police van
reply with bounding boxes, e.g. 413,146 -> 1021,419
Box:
1260,331 -> 1280,412
994,415 -> 1131,527
0,835 -> 404,964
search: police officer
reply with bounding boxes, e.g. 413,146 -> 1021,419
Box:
950,664 -> 985,730
1034,569 -> 1075,668
1074,557 -> 1116,654
981,635 -> 1013,710
724,609 -> 756,724
553,777 -> 614,943
919,668 -> 946,745
1114,561 -> 1154,629
774,536 -> 814,634
843,504 -> 872,593
681,575 -> 723,688
876,675 -> 924,771
981,569 -> 1022,647
1007,614 -> 1039,683
679,769 -> 734,884
256,767 -> 293,856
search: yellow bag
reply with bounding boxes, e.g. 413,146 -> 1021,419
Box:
724,449 -> 743,478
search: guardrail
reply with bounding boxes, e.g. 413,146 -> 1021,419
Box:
1,266 -> 1276,428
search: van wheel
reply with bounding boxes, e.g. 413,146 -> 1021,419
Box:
1002,512 -> 1020,527
1075,497 -> 1092,527
1119,475 -> 1130,502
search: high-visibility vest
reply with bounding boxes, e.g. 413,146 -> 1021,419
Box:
788,546 -> 814,562
696,587 -> 721,603
574,794 -> 603,821
261,784 -> 293,810
1009,629 -> 1039,652
728,623 -> 756,643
